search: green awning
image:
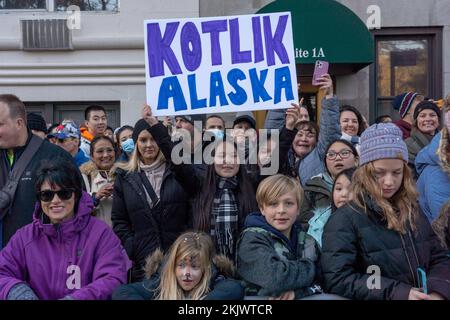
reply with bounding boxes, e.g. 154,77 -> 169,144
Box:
257,0 -> 374,74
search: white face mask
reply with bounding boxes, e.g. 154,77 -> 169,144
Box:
206,128 -> 224,140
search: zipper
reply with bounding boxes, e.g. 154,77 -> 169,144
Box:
54,224 -> 62,243
407,230 -> 422,269
400,233 -> 418,288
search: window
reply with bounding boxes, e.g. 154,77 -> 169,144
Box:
0,0 -> 118,11
0,0 -> 46,9
55,0 -> 118,11
371,28 -> 442,121
24,101 -> 121,129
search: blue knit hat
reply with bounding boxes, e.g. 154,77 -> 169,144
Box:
359,123 -> 408,166
392,92 -> 418,118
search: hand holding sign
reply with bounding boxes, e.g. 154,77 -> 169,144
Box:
141,104 -> 159,126
144,13 -> 298,117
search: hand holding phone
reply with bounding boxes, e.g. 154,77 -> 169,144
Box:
417,267 -> 428,295
312,60 -> 329,86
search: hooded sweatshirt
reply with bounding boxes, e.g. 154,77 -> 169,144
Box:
0,192 -> 131,300
236,212 -> 320,299
415,129 -> 450,222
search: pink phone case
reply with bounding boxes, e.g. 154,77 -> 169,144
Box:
312,60 -> 329,86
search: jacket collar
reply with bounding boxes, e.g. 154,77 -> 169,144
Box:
244,212 -> 300,253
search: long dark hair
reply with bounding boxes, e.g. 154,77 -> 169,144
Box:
35,159 -> 83,213
193,142 -> 258,232
340,105 -> 365,136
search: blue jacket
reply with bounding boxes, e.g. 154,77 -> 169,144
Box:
264,97 -> 341,185
416,130 -> 450,222
74,149 -> 90,168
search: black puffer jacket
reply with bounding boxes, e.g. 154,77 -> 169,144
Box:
111,166 -> 192,282
321,198 -> 450,300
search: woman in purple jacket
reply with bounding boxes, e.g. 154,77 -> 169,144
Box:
0,159 -> 131,300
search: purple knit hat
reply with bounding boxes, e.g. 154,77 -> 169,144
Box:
359,123 -> 408,166
392,92 -> 418,118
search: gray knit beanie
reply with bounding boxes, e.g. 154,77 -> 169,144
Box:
359,123 -> 408,166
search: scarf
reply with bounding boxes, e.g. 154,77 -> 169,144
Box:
139,154 -> 166,204
211,175 -> 239,260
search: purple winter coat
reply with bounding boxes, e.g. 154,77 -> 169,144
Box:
0,191 -> 131,300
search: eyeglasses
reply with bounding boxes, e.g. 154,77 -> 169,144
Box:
37,189 -> 75,202
326,149 -> 353,160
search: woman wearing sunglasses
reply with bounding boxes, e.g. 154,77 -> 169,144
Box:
300,139 -> 359,247
0,159 -> 131,300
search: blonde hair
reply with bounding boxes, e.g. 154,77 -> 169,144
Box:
112,138 -> 165,174
352,162 -> 419,233
256,174 -> 303,209
156,232 -> 214,300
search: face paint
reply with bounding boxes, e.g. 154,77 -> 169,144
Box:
175,256 -> 203,292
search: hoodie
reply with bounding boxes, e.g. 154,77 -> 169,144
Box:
0,192 -> 131,300
236,212 -> 320,299
416,128 -> 450,222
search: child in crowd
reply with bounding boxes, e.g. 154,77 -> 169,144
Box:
112,232 -> 244,300
236,174 -> 321,300
321,123 -> 450,300
331,168 -> 355,211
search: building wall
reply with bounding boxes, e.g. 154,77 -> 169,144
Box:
335,0 -> 450,120
0,0 -> 199,127
1,0 -> 447,126
200,0 -> 450,121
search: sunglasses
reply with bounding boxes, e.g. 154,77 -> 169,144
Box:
37,189 -> 75,202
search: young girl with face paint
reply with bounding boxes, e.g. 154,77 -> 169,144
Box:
112,232 -> 244,300
321,123 -> 450,300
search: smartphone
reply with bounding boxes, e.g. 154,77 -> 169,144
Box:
312,60 -> 329,86
417,267 -> 428,295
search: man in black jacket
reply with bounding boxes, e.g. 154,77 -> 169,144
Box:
0,94 -> 75,248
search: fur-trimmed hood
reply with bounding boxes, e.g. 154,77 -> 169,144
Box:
80,160 -> 100,176
143,248 -> 235,280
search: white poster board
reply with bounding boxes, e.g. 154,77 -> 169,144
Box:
144,12 -> 298,116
